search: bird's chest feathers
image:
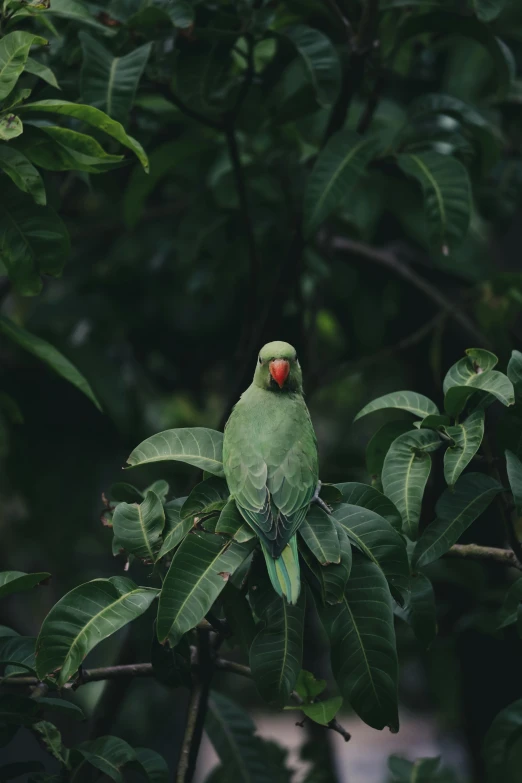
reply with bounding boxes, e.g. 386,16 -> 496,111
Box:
230,390 -> 305,455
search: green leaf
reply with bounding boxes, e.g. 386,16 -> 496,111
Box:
355,391 -> 439,422
127,428 -> 224,477
0,571 -> 49,599
413,473 -> 502,568
33,721 -> 69,768
365,421 -> 414,480
444,410 -> 485,486
484,699 -> 522,782
34,697 -> 85,722
158,498 -> 190,557
388,755 -> 444,782
332,502 -> 410,600
0,189 -> 70,296
79,34 -> 151,126
35,577 -> 158,685
12,124 -> 124,173
304,130 -> 382,236
497,577 -> 522,629
0,316 -> 101,409
420,414 -> 451,430
472,0 -> 507,22
0,32 -> 47,102
321,551 -> 399,732
335,481 -> 402,530
72,736 -> 135,782
294,670 -> 326,702
0,147 -> 45,205
0,113 -> 23,140
112,489 -> 165,562
249,569 -> 305,706
18,100 -> 148,172
404,573 -> 437,648
157,532 -> 253,646
397,152 -> 471,254
130,748 -> 169,783
109,483 -> 143,503
396,12 -> 514,99
382,429 -> 442,539
508,350 -> 522,398
0,635 -> 36,674
24,57 -> 60,89
443,351 -> 514,417
45,0 -> 115,33
299,505 -> 340,565
297,696 -> 343,726
283,26 -> 340,108
180,476 -> 229,523
206,691 -> 278,783
215,498 -> 255,543
506,450 -> 522,515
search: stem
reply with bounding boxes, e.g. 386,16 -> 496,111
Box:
331,235 -> 491,347
445,543 -> 522,571
179,628 -> 213,783
176,681 -> 204,783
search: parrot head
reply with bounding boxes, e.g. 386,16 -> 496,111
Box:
253,341 -> 303,392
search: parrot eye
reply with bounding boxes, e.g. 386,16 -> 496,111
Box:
258,356 -> 262,365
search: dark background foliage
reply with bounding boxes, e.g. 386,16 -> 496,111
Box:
2,0 -> 522,780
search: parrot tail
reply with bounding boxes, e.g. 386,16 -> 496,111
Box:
260,535 -> 301,604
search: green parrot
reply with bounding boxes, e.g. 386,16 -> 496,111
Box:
223,340 -> 319,603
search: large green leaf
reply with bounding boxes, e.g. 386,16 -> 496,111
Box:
335,482 -> 402,530
299,505 -> 340,565
24,56 -> 60,89
0,193 -> 70,296
18,100 -> 148,171
0,316 -> 101,410
127,428 -> 224,477
355,391 -> 439,422
79,33 -> 151,126
206,691 -> 278,783
0,32 -> 47,101
507,350 -> 522,398
157,498 -> 190,558
35,577 -> 158,685
215,498 -> 255,543
0,635 -> 36,674
443,350 -> 514,416
484,699 -> 522,783
45,0 -> 116,33
397,152 -> 471,254
332,502 -> 410,600
396,12 -> 514,99
413,473 -> 502,568
157,532 -> 252,646
304,130 -> 382,236
112,489 -> 165,562
366,421 -> 414,480
382,429 -> 442,539
0,147 -> 45,205
33,721 -> 69,767
506,450 -> 522,515
0,571 -> 49,599
13,125 -> 124,173
472,0 -> 507,22
283,26 -> 340,108
249,572 -> 305,707
443,409 -> 485,486
321,552 -> 399,732
301,524 -> 352,605
180,476 -> 229,523
71,736 -> 135,783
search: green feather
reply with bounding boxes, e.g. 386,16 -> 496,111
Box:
260,535 -> 300,604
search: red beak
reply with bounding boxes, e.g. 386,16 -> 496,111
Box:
269,359 -> 290,389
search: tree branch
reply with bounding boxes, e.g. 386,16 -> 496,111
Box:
3,657 -> 351,742
446,543 -> 522,571
176,680 -> 204,783
330,235 -> 491,347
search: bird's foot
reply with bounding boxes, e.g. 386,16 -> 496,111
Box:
311,480 -> 333,515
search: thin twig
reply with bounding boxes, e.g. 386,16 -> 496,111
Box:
331,235 -> 491,347
176,681 -> 204,783
446,543 -> 522,571
323,0 -> 355,46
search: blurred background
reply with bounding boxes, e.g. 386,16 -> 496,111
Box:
2,0 -> 522,779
